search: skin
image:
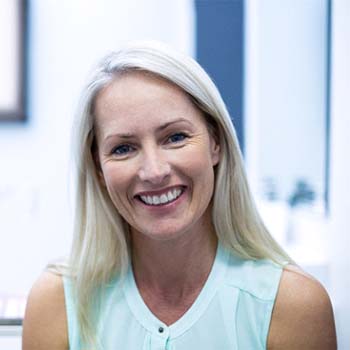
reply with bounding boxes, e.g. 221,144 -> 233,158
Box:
268,265 -> 337,349
22,72 -> 337,349
22,272 -> 68,350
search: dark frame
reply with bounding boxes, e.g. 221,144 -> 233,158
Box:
195,0 -> 244,153
0,0 -> 27,122
0,318 -> 22,326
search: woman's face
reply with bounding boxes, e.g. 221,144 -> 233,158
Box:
94,71 -> 220,241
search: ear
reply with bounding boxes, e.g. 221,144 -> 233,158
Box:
210,136 -> 221,166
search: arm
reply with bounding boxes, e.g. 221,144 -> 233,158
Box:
267,265 -> 337,350
22,271 -> 69,350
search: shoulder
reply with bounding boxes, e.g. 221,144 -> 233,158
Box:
22,271 -> 69,350
267,265 -> 337,350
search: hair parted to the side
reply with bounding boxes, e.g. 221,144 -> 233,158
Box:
66,40 -> 293,348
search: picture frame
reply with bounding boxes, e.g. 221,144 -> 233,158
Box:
0,0 -> 27,122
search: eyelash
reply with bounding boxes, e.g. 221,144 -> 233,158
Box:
167,132 -> 189,144
111,144 -> 135,156
111,132 -> 189,156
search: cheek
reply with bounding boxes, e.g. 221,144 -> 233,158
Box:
101,164 -> 132,202
180,146 -> 215,177
179,149 -> 216,196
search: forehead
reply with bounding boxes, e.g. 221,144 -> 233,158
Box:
93,71 -> 205,133
95,71 -> 192,113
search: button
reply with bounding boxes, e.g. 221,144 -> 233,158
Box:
158,326 -> 164,333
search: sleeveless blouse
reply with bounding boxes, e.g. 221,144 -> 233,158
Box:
63,242 -> 283,349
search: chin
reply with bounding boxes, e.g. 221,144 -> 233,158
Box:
132,223 -> 190,242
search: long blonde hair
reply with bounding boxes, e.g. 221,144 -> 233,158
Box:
68,40 -> 292,347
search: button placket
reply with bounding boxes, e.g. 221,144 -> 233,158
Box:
151,325 -> 169,350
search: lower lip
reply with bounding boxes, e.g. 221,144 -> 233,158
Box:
136,188 -> 187,212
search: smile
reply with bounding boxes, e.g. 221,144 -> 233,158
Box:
136,187 -> 185,206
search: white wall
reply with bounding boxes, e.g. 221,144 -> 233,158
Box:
329,1 -> 350,349
244,0 -> 329,267
244,0 -> 327,201
0,0 -> 195,298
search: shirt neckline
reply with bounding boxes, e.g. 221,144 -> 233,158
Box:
123,241 -> 229,339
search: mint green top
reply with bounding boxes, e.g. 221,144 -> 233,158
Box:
63,243 -> 283,349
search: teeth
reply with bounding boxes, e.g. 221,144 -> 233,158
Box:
153,196 -> 160,205
160,194 -> 168,203
167,191 -> 174,201
139,188 -> 183,206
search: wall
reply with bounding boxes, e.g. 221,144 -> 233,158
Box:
244,0 -> 328,201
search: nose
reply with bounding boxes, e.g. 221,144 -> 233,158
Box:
137,147 -> 171,185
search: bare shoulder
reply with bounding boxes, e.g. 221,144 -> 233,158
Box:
22,271 -> 68,350
267,264 -> 337,350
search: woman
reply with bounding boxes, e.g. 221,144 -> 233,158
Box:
23,41 -> 337,349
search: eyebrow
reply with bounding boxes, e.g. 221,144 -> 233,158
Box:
103,118 -> 194,142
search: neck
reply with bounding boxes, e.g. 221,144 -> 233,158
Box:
130,226 -> 218,298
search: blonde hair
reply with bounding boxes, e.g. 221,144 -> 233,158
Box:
68,40 -> 293,347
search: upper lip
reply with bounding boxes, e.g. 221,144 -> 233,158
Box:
134,185 -> 186,198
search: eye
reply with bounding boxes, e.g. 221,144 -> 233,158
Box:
167,132 -> 188,144
111,144 -> 134,156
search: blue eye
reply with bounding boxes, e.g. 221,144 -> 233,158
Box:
112,144 -> 133,155
168,133 -> 188,143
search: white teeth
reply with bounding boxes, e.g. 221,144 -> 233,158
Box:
139,188 -> 183,206
167,190 -> 174,201
152,196 -> 160,205
140,195 -> 149,203
160,194 -> 168,203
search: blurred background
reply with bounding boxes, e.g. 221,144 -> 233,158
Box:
0,0 -> 349,348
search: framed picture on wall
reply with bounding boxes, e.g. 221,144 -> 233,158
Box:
0,0 -> 27,122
